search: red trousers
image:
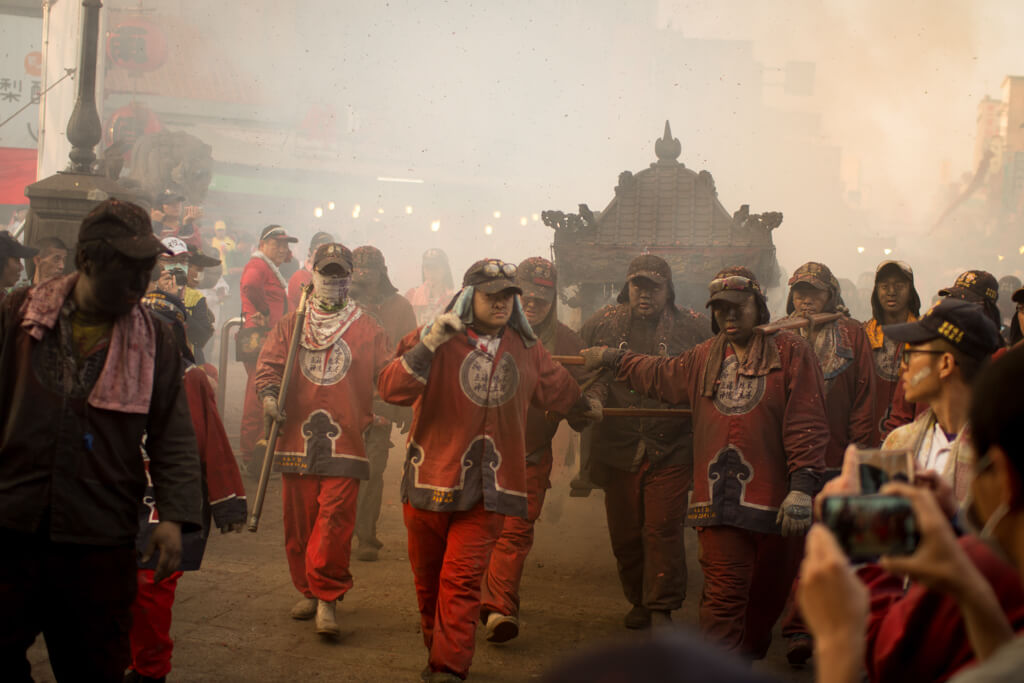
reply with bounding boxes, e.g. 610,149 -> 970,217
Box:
129,568 -> 183,679
697,525 -> 805,659
240,361 -> 263,462
602,461 -> 690,611
282,474 -> 359,601
481,453 -> 552,618
404,502 -> 504,679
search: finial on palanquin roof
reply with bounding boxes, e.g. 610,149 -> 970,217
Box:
654,120 -> 681,163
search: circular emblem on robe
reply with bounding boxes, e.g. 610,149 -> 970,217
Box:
712,355 -> 766,416
298,338 -> 352,386
873,338 -> 900,382
459,351 -> 519,407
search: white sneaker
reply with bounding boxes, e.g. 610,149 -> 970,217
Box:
484,612 -> 519,643
290,597 -> 316,620
316,599 -> 340,637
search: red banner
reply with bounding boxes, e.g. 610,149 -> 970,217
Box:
0,147 -> 36,205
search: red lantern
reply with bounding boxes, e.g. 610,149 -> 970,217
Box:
106,16 -> 167,72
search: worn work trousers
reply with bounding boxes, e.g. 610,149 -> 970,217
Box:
282,474 -> 360,602
354,421 -> 392,549
481,450 -> 552,618
602,461 -> 690,612
240,360 -> 263,462
404,502 -> 505,679
697,525 -> 805,659
129,568 -> 184,679
0,530 -> 137,683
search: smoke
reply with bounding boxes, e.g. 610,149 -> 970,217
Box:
109,0 -> 1023,300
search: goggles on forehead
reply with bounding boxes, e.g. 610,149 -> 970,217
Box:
709,275 -> 758,295
482,260 -> 516,279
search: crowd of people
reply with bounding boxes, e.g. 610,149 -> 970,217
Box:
2,195 -> 1024,683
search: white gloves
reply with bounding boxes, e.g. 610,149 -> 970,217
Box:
776,490 -> 813,537
422,312 -> 464,352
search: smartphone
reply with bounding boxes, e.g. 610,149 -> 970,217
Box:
820,495 -> 920,562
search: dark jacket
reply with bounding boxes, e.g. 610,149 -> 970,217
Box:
580,303 -> 710,478
0,287 -> 203,546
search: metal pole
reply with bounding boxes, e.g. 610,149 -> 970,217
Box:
216,317 -> 242,413
66,0 -> 103,173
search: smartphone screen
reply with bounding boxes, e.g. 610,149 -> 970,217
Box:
821,495 -> 920,562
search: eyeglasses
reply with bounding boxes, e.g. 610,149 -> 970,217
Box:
900,348 -> 947,365
709,275 -> 758,295
482,260 -> 516,279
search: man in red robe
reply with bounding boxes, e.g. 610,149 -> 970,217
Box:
238,224 -> 297,472
582,266 -> 829,659
379,258 -> 593,682
255,243 -> 390,638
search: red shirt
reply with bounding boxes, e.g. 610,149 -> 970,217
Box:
287,268 -> 312,311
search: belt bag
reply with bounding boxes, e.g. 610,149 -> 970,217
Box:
235,324 -> 268,363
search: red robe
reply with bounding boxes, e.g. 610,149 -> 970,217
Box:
378,326 -> 581,518
287,268 -> 312,311
615,331 -> 828,533
864,317 -> 914,446
780,316 -> 875,469
253,304 -> 390,478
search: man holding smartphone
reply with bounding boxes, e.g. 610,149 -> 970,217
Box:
880,298 -> 1002,501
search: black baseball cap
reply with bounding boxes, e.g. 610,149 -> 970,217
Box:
187,244 -> 221,268
883,298 -> 1002,360
938,270 -> 999,306
0,231 -> 38,260
312,242 -> 353,274
259,224 -> 298,243
79,198 -> 171,259
463,258 -> 522,295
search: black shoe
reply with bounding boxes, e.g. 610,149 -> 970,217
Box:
124,671 -> 165,683
623,605 -> 651,629
786,633 -> 813,668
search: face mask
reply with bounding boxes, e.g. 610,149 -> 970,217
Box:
312,272 -> 350,306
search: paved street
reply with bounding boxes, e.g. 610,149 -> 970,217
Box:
29,363 -> 814,682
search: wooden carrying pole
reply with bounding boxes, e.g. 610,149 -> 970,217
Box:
248,285 -> 312,532
754,312 -> 843,335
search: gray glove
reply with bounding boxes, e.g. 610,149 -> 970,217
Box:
422,312 -> 464,352
580,346 -> 621,371
776,490 -> 813,537
583,396 -> 603,422
262,395 -> 286,437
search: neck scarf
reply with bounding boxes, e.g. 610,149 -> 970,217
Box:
21,273 -> 157,414
254,250 -> 288,290
701,331 -> 781,398
302,298 -> 361,351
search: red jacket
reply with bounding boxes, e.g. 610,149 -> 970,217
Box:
254,305 -> 390,478
378,326 -> 581,518
615,331 -> 828,533
240,255 -> 288,329
864,318 -> 910,446
863,536 -> 1024,683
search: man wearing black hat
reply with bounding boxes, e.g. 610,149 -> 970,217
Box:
238,224 -> 298,472
883,269 -> 1005,438
581,266 -> 829,658
0,230 -> 37,303
880,298 -> 1002,501
152,190 -> 185,238
255,242 -> 391,639
863,260 -> 922,445
0,198 -> 203,681
183,244 -> 222,363
578,254 -> 709,630
378,258 -> 591,682
349,245 -> 417,562
480,256 -> 587,643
